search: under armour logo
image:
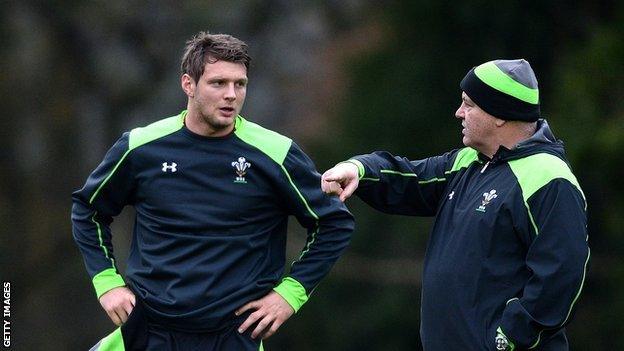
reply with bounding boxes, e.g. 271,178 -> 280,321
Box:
448,191 -> 455,200
162,162 -> 177,173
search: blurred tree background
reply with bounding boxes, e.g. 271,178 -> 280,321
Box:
1,1 -> 622,350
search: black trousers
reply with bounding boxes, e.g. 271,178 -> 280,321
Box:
89,300 -> 263,351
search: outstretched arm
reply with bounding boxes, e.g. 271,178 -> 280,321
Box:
322,148 -> 476,216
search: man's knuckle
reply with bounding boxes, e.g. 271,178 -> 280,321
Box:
251,310 -> 262,318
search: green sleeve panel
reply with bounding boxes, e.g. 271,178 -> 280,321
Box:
89,111 -> 185,204
273,276 -> 309,313
234,115 -> 292,165
509,153 -> 585,236
448,147 -> 479,173
508,153 -> 585,203
129,111 -> 186,151
92,268 -> 126,298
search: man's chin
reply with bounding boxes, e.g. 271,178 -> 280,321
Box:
205,115 -> 236,129
462,136 -> 470,147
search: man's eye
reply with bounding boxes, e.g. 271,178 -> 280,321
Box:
211,81 -> 224,86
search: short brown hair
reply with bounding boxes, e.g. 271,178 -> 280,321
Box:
180,31 -> 251,83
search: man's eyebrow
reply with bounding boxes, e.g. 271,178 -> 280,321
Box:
206,76 -> 248,82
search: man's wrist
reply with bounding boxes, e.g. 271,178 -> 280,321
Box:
273,277 -> 308,313
92,268 -> 126,298
338,159 -> 365,180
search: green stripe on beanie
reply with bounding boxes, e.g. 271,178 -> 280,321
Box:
460,59 -> 541,122
474,62 -> 539,104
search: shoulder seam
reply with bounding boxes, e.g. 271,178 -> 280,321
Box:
233,116 -> 292,165
128,112 -> 185,151
508,153 -> 585,236
508,153 -> 584,202
447,147 -> 479,173
89,112 -> 184,204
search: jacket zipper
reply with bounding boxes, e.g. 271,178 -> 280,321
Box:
480,161 -> 490,173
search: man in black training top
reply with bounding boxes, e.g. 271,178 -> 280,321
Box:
72,31 -> 354,351
322,59 -> 589,350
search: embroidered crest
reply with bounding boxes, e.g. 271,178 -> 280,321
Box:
495,332 -> 509,350
476,189 -> 497,212
231,157 -> 251,183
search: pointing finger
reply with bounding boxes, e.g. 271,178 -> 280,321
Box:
339,179 -> 359,202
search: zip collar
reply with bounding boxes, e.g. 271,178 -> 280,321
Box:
476,119 -> 566,164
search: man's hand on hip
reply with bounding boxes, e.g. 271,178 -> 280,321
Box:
236,291 -> 294,340
99,286 -> 136,326
321,162 -> 360,202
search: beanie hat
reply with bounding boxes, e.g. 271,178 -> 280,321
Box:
460,59 -> 540,122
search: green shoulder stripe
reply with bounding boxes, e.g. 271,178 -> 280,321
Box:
508,153 -> 585,203
509,153 -> 585,236
89,111 -> 185,204
129,111 -> 185,150
448,147 -> 479,173
234,115 -> 292,164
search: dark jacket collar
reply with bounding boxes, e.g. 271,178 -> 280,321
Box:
480,119 -> 567,163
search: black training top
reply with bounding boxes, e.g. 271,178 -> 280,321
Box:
72,110 -> 354,331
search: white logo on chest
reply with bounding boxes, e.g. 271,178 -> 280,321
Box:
232,157 -> 251,183
476,189 -> 497,212
162,162 -> 177,173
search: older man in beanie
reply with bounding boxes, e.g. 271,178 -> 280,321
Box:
321,59 -> 589,350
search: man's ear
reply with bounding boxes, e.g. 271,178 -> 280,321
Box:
181,74 -> 195,98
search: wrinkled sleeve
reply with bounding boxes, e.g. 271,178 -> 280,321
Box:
499,179 -> 589,349
71,132 -> 135,298
272,142 -> 355,312
350,149 -> 462,216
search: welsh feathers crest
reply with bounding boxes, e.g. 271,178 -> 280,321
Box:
232,157 -> 251,183
476,189 -> 497,212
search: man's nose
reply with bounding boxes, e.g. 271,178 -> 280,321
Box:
224,83 -> 237,101
455,106 -> 464,119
